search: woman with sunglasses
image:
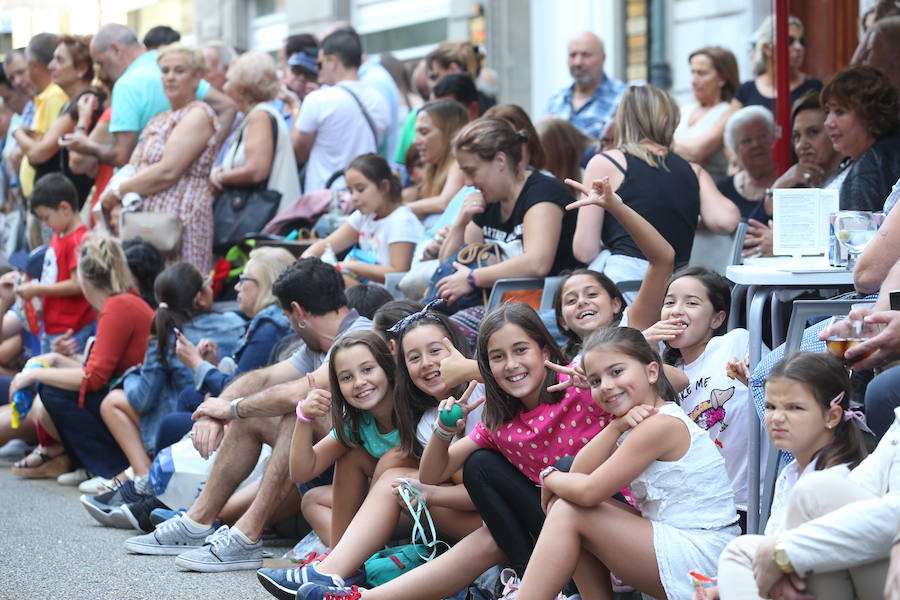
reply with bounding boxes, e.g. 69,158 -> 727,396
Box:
151,247 -> 296,455
83,262 -> 247,501
732,15 -> 822,113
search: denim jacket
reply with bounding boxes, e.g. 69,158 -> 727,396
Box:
123,310 -> 247,454
192,303 -> 290,395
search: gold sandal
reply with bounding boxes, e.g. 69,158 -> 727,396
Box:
11,448 -> 71,479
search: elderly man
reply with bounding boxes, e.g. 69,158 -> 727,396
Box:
545,31 -> 625,140
201,41 -> 235,92
59,23 -> 235,169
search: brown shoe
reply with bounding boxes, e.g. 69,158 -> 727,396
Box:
11,449 -> 71,479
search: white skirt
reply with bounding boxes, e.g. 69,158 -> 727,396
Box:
652,521 -> 740,600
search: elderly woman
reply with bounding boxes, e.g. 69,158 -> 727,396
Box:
210,51 -> 300,216
742,94 -> 849,257
14,35 -> 99,203
100,44 -> 219,272
716,106 -> 777,223
822,65 -> 900,212
733,15 -> 823,112
673,46 -> 739,179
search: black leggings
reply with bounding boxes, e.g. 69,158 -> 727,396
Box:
462,449 -> 545,574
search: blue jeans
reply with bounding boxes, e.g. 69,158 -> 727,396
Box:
40,321 -> 95,354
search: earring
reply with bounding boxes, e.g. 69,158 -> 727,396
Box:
297,320 -> 307,329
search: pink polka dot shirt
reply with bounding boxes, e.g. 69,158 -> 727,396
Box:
469,367 -> 614,484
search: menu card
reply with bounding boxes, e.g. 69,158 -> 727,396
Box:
772,188 -> 839,256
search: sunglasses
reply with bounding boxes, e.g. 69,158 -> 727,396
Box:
237,274 -> 258,285
788,36 -> 806,46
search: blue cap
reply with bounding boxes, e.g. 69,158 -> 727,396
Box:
287,51 -> 318,76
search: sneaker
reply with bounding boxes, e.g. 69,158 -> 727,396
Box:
121,494 -> 169,533
282,530 -> 330,563
257,562 -> 345,600
124,515 -> 214,556
0,438 -> 33,462
296,583 -> 365,600
174,525 -> 263,572
80,480 -> 144,529
57,468 -> 90,486
79,475 -> 116,494
150,507 -> 185,527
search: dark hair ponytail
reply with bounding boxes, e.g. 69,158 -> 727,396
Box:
153,262 -> 206,365
767,352 -> 867,470
346,153 -> 402,203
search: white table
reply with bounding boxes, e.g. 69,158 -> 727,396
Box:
725,257 -> 854,533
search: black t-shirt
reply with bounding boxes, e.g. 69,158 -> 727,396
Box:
472,169 -> 580,275
600,152 -> 699,266
733,77 -> 823,114
715,175 -> 769,222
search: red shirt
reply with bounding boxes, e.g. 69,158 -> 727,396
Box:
41,225 -> 94,334
79,291 -> 154,406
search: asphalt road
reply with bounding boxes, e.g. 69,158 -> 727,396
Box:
0,466 -> 293,600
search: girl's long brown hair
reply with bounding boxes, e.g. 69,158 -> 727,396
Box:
476,303 -> 567,431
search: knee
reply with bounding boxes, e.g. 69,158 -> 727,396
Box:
720,534 -> 763,566
462,449 -> 503,487
789,470 -> 853,518
300,485 -> 330,512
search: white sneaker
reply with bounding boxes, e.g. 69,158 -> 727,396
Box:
79,475 -> 116,494
57,468 -> 90,486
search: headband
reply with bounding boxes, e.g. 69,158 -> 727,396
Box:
388,299 -> 447,335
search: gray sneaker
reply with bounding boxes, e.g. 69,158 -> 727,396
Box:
174,525 -> 263,572
124,515 -> 214,555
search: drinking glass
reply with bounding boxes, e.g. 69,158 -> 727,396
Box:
824,315 -> 880,363
833,211 -> 879,269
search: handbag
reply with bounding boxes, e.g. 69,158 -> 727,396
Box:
120,210 -> 184,255
423,243 -> 503,315
362,479 -> 448,586
213,111 -> 282,254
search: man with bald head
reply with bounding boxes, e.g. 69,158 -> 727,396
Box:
60,23 -> 235,168
545,31 -> 625,139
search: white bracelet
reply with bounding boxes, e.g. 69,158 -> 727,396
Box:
230,397 -> 246,420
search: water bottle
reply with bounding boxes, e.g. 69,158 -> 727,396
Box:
828,212 -> 848,268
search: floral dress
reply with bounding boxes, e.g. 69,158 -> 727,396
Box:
129,100 -> 219,272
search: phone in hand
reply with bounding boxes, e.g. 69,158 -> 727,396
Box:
173,327 -> 182,337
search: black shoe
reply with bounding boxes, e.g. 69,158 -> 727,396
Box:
80,480 -> 144,528
121,494 -> 169,533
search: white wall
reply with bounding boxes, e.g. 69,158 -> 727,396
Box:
529,0 -> 624,119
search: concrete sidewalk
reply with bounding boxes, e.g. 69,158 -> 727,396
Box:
0,467 -> 290,600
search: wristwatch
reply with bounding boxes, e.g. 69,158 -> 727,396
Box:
230,397 -> 246,420
539,465 -> 558,486
773,538 -> 794,574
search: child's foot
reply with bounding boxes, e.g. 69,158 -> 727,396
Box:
296,583 -> 366,600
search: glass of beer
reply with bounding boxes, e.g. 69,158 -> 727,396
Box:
824,315 -> 879,362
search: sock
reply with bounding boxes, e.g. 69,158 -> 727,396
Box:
132,474 -> 151,495
231,526 -> 258,545
183,514 -> 213,533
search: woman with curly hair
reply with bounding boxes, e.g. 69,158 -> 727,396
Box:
821,65 -> 900,211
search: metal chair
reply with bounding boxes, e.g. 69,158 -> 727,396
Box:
383,271 -> 407,300
486,278 -> 547,312
689,220 -> 748,275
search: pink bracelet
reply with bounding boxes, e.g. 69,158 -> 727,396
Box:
295,400 -> 314,423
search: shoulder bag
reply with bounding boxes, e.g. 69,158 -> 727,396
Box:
213,110 -> 282,254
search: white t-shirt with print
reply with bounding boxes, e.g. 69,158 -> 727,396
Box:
676,328 -> 752,510
346,205 -> 424,266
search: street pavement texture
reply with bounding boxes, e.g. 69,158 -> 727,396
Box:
0,467 -> 292,600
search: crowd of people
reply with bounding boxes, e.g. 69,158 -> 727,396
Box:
1,6 -> 900,600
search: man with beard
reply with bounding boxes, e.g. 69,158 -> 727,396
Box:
545,31 -> 625,139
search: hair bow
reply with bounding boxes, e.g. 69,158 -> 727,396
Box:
830,392 -> 875,435
387,299 -> 447,335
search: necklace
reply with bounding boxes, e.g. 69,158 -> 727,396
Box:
735,171 -> 766,202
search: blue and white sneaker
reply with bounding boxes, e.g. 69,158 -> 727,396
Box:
296,583 -> 366,600
257,562 -> 346,600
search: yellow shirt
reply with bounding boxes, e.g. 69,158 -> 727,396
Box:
20,83 -> 69,197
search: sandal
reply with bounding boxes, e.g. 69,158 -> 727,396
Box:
11,447 -> 71,479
